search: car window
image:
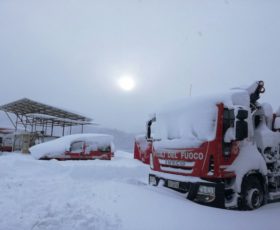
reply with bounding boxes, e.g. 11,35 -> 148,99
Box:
70,141 -> 84,153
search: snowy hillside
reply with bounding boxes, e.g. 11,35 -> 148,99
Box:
0,152 -> 279,230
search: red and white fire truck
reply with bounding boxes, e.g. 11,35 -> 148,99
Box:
134,117 -> 155,164
134,135 -> 151,164
148,81 -> 280,210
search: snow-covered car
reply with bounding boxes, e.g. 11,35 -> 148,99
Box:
30,134 -> 114,160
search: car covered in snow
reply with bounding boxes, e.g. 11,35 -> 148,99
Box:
29,134 -> 114,160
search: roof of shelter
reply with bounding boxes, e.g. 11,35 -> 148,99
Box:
0,128 -> 14,134
0,98 -> 92,126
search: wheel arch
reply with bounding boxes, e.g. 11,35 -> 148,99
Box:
241,170 -> 267,192
239,170 -> 268,209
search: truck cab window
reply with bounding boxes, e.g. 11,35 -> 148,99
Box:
223,108 -> 234,137
222,108 -> 235,157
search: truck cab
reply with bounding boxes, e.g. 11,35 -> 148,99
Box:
134,135 -> 152,164
134,117 -> 155,164
149,81 -> 280,210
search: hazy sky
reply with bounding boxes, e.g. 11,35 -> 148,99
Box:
1,0 -> 280,133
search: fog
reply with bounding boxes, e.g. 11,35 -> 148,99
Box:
0,0 -> 280,133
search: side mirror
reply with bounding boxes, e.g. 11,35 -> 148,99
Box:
146,117 -> 156,140
236,120 -> 248,141
235,108 -> 249,141
236,109 -> 248,120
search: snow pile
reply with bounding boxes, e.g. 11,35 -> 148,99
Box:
262,103 -> 273,118
233,81 -> 260,95
153,90 -> 249,150
276,107 -> 280,116
226,143 -> 267,192
0,152 -> 279,230
29,134 -> 114,159
261,103 -> 274,129
255,120 -> 280,152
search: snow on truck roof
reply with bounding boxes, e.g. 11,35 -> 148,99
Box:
30,134 -> 114,159
158,89 -> 250,114
153,89 -> 251,150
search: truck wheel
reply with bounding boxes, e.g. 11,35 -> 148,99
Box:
240,175 -> 264,210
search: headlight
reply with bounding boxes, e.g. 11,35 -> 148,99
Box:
198,185 -> 215,195
150,153 -> 154,169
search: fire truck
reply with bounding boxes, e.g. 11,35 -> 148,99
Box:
134,117 -> 155,164
148,81 -> 280,210
134,135 -> 151,164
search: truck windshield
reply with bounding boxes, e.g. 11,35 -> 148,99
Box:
152,97 -> 218,149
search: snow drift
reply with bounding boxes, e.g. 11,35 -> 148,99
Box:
0,152 -> 279,230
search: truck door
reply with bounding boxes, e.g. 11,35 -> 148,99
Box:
222,108 -> 235,158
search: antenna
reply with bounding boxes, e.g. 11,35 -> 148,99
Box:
189,84 -> 192,97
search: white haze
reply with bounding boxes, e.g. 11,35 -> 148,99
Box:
0,0 -> 280,132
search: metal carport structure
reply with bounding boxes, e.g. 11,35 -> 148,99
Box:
0,98 -> 93,137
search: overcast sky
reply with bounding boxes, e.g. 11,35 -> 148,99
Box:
0,0 -> 280,133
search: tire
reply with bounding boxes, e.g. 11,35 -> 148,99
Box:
240,175 -> 264,210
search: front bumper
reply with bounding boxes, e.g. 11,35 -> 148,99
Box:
149,174 -> 225,208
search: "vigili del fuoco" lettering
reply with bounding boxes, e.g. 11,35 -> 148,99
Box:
156,152 -> 204,160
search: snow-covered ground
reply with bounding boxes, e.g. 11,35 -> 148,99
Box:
0,151 -> 279,230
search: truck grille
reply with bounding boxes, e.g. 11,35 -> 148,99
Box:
159,159 -> 195,174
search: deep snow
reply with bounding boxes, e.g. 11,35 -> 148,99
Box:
0,151 -> 280,230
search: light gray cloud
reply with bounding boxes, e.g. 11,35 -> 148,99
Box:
1,0 -> 280,132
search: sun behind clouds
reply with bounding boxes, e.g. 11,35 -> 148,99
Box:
118,75 -> 136,91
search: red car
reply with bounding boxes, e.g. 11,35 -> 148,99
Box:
30,134 -> 114,160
